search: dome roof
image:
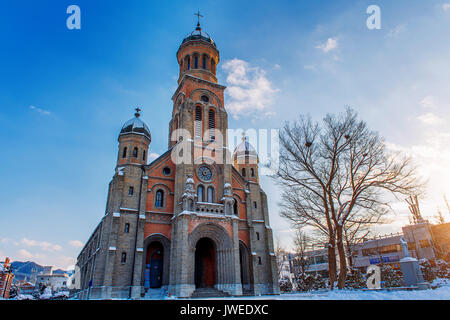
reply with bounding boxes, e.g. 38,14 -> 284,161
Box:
182,24 -> 216,47
233,136 -> 258,158
119,109 -> 151,141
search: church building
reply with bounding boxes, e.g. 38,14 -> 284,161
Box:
76,20 -> 279,299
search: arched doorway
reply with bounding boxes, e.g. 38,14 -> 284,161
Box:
195,238 -> 216,288
144,242 -> 164,289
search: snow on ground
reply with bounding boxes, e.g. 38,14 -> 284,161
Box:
188,285 -> 450,300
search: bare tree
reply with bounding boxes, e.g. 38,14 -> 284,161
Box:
275,115 -> 339,288
275,108 -> 424,289
292,229 -> 312,275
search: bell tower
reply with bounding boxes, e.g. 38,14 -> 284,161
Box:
117,108 -> 151,168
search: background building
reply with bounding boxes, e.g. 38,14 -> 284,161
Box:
0,258 -> 14,299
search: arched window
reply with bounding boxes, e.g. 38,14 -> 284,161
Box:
202,54 -> 207,69
195,106 -> 202,138
258,256 -> 262,265
122,147 -> 127,158
197,185 -> 205,202
184,55 -> 190,71
211,58 -> 216,73
194,54 -> 199,69
242,168 -> 246,177
124,223 -> 130,233
121,252 -> 127,263
133,147 -> 138,158
233,198 -> 238,215
251,168 -> 255,177
208,109 -> 215,141
143,150 -> 146,161
155,190 -> 164,208
207,186 -> 214,203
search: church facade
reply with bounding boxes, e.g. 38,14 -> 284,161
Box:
76,22 -> 279,299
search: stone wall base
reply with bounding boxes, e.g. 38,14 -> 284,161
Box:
253,283 -> 280,296
168,284 -> 196,298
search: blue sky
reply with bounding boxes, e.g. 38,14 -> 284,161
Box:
1,0 -> 450,268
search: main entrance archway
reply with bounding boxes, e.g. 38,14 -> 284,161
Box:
142,234 -> 171,291
195,237 -> 216,288
144,242 -> 164,289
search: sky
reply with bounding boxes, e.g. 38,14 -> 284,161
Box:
1,0 -> 450,269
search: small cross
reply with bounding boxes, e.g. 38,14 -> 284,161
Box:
135,107 -> 141,117
194,10 -> 203,25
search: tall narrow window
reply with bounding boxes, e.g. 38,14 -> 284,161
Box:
194,55 -> 199,69
124,223 -> 130,233
211,59 -> 216,73
258,257 -> 262,265
207,186 -> 214,203
143,150 -> 146,161
185,55 -> 190,70
197,185 -> 204,202
155,190 -> 164,208
195,106 -> 202,138
129,186 -> 134,196
233,199 -> 238,215
251,168 -> 255,177
256,232 -> 260,241
133,147 -> 138,158
208,109 -> 215,141
122,147 -> 127,158
202,54 -> 207,69
121,252 -> 127,263
254,201 -> 257,209
242,168 -> 246,177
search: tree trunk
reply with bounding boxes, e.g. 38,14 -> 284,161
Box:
336,225 -> 348,289
327,235 -> 337,290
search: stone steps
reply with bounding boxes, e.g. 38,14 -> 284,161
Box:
191,287 -> 230,298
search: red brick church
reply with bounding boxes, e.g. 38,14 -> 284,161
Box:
76,19 -> 279,299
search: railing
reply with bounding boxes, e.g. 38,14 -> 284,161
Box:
195,202 -> 225,214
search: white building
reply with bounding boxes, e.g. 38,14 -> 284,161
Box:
35,266 -> 69,291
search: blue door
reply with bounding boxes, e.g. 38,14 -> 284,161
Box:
150,258 -> 163,288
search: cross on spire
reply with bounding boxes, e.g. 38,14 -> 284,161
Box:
135,107 -> 141,118
195,10 -> 203,29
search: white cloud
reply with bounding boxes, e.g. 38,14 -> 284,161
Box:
149,152 -> 160,161
21,238 -> 62,252
68,240 -> 84,248
29,105 -> 51,116
420,96 -> 437,109
222,59 -> 278,119
443,4 -> 450,11
17,249 -> 44,260
386,130 -> 450,218
316,38 -> 338,53
417,112 -> 445,125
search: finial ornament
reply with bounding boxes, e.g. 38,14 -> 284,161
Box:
135,107 -> 141,118
195,10 -> 203,30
